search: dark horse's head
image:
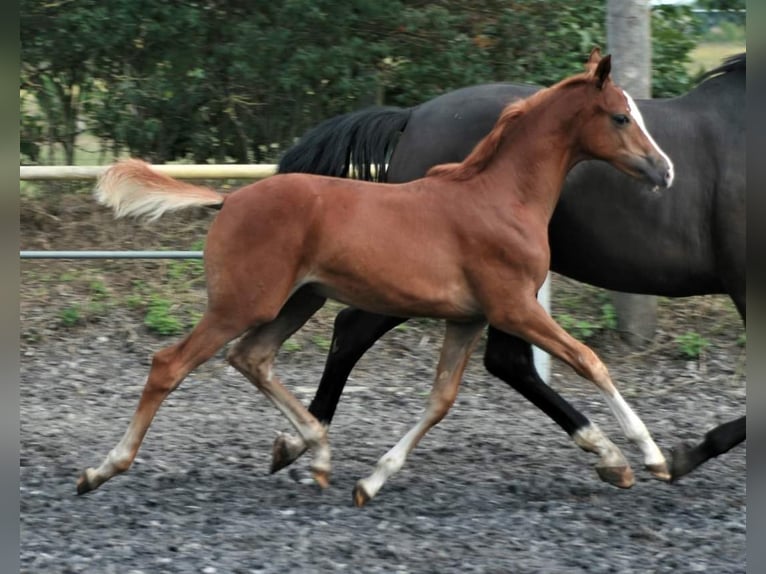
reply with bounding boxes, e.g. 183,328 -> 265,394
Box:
577,48 -> 674,189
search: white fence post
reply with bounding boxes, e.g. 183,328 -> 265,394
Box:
533,272 -> 552,384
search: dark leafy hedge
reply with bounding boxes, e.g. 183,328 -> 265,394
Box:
20,0 -> 704,164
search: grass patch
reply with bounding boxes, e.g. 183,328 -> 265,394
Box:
675,331 -> 710,360
687,41 -> 746,75
311,334 -> 332,351
282,338 -> 302,353
58,306 -> 82,328
144,296 -> 184,336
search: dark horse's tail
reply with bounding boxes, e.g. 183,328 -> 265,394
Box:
277,106 -> 411,182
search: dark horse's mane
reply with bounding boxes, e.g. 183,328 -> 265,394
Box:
697,52 -> 745,84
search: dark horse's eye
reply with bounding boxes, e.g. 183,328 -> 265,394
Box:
612,114 -> 630,126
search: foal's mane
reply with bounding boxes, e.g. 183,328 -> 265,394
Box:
426,73 -> 592,181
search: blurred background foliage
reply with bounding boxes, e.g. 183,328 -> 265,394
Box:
20,0 -> 744,166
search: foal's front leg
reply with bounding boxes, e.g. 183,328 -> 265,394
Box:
353,320 -> 485,507
483,328 -> 633,488
489,299 -> 670,481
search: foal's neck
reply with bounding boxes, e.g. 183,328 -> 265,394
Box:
476,91 -> 588,220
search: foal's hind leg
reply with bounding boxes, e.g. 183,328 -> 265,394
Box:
483,328 -> 633,488
226,289 -> 333,486
271,309 -> 408,473
77,312 -> 245,494
489,299 -> 670,481
353,320 -> 485,507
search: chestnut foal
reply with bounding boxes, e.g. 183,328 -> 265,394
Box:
78,50 -> 673,506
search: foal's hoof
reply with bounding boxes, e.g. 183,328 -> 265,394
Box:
312,468 -> 331,490
595,465 -> 635,489
270,433 -> 302,474
646,462 -> 671,482
352,482 -> 371,508
76,469 -> 95,495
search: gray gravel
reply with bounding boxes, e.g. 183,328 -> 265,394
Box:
20,311 -> 746,573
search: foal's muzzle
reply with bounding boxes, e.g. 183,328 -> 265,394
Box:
630,154 -> 674,189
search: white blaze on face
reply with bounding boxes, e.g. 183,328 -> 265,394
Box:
622,89 -> 675,187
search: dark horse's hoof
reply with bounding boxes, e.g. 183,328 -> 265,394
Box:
76,470 -> 94,495
668,443 -> 695,483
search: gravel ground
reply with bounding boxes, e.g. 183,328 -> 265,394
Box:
20,303 -> 746,573
20,183 -> 747,573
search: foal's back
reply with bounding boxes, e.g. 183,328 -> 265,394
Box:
205,173 -> 488,319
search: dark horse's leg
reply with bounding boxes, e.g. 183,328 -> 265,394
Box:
483,327 -> 633,487
270,308 -> 406,472
668,293 -> 746,481
670,416 -> 745,481
307,309 -> 407,425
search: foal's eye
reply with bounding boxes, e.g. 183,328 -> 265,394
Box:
612,114 -> 630,126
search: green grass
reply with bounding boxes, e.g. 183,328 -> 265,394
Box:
58,306 -> 82,328
282,339 -> 302,353
675,331 -> 710,360
687,41 -> 746,76
144,295 -> 184,336
311,334 -> 332,351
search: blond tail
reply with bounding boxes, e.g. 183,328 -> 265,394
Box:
94,159 -> 225,222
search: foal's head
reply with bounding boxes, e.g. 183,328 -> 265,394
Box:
572,48 -> 674,189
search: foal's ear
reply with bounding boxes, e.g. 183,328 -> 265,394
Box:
594,54 -> 612,89
584,46 -> 602,73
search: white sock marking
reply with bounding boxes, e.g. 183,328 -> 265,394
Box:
599,388 -> 666,467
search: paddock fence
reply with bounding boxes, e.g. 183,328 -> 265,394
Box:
19,163 -> 552,380
20,164 -> 277,260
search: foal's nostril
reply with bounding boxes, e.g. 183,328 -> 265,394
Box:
651,155 -> 673,188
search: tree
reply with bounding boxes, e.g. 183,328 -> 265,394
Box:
19,0 -> 135,164
20,0 -> 703,165
606,0 -> 657,345
651,3 -> 704,97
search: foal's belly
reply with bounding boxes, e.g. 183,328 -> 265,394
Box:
307,269 -> 484,321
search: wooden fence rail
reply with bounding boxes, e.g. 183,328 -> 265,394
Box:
20,164 -> 278,181
20,164 -> 278,259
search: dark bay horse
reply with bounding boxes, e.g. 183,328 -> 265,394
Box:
78,51 -> 674,505
275,53 -> 746,483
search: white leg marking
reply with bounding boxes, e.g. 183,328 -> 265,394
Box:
84,423 -> 142,488
356,423 -> 425,501
599,388 -> 666,467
